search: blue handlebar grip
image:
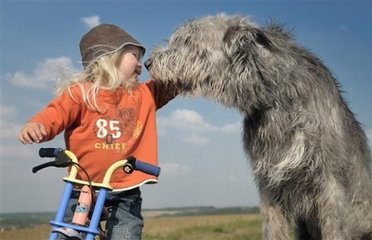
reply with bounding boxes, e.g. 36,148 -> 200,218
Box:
135,160 -> 161,177
39,148 -> 62,158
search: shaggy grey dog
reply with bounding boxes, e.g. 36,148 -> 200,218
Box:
146,14 -> 372,240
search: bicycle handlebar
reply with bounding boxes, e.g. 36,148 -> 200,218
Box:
33,148 -> 72,173
33,148 -> 161,177
130,157 -> 161,177
39,148 -> 63,158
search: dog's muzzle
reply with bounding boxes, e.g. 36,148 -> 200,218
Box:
144,58 -> 152,70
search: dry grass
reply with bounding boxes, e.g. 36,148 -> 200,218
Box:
143,214 -> 262,240
0,225 -> 51,240
0,214 -> 262,240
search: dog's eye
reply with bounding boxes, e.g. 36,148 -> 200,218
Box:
253,30 -> 274,50
184,37 -> 191,45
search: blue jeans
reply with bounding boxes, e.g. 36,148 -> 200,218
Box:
61,187 -> 143,240
104,188 -> 144,239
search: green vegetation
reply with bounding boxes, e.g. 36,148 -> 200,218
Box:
0,212 -> 54,229
151,206 -> 260,217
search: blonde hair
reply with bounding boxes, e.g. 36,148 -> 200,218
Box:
56,48 -> 139,112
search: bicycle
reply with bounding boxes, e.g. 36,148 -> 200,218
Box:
32,147 -> 160,240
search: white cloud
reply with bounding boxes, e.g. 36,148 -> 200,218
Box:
0,104 -> 17,119
181,133 -> 210,145
7,57 -> 79,89
367,128 -> 372,147
81,15 -> 101,29
158,109 -> 213,132
0,122 -> 21,140
0,104 -> 34,161
158,109 -> 240,145
160,162 -> 191,176
158,109 -> 240,133
0,104 -> 21,140
337,24 -> 350,32
0,143 -> 35,158
219,122 -> 242,133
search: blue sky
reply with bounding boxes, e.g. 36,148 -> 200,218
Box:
1,0 -> 371,213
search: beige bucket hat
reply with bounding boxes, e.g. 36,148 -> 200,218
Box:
79,24 -> 146,67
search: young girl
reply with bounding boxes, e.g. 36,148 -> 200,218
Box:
18,23 -> 177,239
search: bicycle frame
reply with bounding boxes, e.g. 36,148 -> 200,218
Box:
33,148 -> 160,240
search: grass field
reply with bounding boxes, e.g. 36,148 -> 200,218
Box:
0,213 -> 262,240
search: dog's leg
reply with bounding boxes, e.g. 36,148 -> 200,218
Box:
294,219 -> 313,240
317,175 -> 348,240
294,218 -> 321,240
260,198 -> 289,240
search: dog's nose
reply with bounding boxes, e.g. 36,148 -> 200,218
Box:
144,58 -> 152,70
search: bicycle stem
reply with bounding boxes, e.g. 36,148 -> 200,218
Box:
62,150 -> 127,190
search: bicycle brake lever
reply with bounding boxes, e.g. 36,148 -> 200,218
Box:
32,161 -> 58,173
54,151 -> 73,168
32,150 -> 73,173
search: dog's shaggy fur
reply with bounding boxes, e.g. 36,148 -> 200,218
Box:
146,14 -> 372,240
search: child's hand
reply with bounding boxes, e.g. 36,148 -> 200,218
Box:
18,122 -> 47,144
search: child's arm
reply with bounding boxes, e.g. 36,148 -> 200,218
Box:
18,88 -> 81,144
146,80 -> 178,109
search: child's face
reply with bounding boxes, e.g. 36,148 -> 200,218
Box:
118,45 -> 142,81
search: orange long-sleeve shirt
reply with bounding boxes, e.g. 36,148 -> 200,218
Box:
30,80 -> 176,190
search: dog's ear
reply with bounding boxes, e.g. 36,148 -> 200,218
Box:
223,26 -> 276,54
